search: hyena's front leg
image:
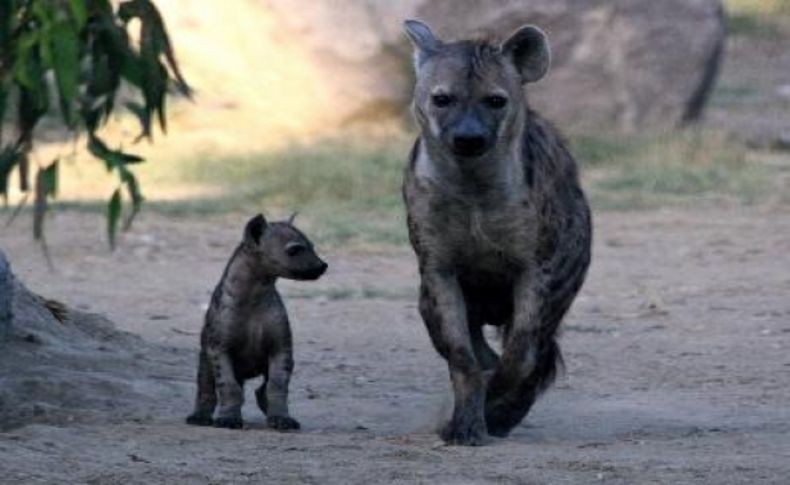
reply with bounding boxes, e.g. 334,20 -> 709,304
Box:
485,278 -> 564,437
264,348 -> 300,431
207,348 -> 245,429
186,349 -> 217,426
420,271 -> 486,446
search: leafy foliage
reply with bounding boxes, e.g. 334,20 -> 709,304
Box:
0,0 -> 190,248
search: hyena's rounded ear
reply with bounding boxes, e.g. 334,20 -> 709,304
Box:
244,213 -> 268,244
404,19 -> 440,69
500,25 -> 551,84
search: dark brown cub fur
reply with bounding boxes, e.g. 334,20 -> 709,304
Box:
186,213 -> 327,431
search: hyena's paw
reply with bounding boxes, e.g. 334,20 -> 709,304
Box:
439,416 -> 486,446
185,413 -> 214,427
267,415 -> 300,432
484,400 -> 520,438
213,416 -> 244,429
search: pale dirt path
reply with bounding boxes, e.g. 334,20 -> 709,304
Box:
0,207 -> 789,484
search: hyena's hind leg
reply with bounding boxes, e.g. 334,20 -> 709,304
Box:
468,319 -> 500,379
485,245 -> 589,437
186,349 -> 217,426
466,297 -> 504,379
485,333 -> 562,437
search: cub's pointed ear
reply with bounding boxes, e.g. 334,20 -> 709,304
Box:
501,25 -> 551,84
404,19 -> 440,69
244,214 -> 267,244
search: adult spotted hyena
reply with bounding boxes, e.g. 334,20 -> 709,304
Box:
402,20 -> 592,445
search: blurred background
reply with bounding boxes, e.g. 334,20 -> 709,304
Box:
3,0 -> 790,246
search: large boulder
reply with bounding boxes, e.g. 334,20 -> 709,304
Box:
261,0 -> 725,132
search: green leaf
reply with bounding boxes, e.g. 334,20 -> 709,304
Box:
125,100 -> 152,140
0,147 -> 20,195
41,160 -> 59,197
13,32 -> 42,90
3,0 -> 188,246
119,165 -> 143,205
68,0 -> 88,29
31,0 -> 55,25
51,21 -> 80,124
107,187 -> 122,249
119,165 -> 143,230
87,135 -> 144,171
0,83 -> 8,136
0,1 -> 13,46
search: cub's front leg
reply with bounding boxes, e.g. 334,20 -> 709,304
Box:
263,348 -> 300,431
257,319 -> 300,432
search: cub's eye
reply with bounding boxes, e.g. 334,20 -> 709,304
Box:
285,243 -> 306,257
484,95 -> 508,109
431,93 -> 455,108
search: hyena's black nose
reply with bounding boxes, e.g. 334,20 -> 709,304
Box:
452,135 -> 488,157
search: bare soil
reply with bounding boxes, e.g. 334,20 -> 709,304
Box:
1,206 -> 788,484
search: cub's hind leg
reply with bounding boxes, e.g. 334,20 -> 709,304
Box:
255,379 -> 268,416
209,349 -> 245,429
186,349 -> 217,426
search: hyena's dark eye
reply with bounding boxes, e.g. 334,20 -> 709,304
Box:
285,243 -> 306,257
431,93 -> 455,108
484,95 -> 508,109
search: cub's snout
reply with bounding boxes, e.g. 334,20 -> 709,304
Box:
291,259 -> 328,281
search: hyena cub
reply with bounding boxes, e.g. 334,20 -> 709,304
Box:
186,214 -> 327,430
403,21 -> 592,445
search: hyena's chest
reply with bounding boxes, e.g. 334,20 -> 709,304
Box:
426,198 -> 538,272
208,294 -> 285,364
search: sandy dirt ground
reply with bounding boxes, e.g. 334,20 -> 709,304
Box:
0,206 -> 789,484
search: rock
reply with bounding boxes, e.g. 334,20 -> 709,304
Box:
773,133 -> 790,151
0,271 -> 192,430
260,0 -> 725,132
0,250 -> 12,342
745,131 -> 790,151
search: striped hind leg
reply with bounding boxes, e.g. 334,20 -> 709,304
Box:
484,279 -> 572,437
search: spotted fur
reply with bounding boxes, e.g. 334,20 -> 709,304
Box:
403,20 -> 591,444
186,214 -> 327,431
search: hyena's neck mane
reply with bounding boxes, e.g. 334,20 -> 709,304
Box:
217,244 -> 277,301
520,108 -> 580,189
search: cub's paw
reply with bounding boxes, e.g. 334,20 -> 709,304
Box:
439,418 -> 486,446
185,413 -> 214,427
213,416 -> 243,429
267,415 -> 301,432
